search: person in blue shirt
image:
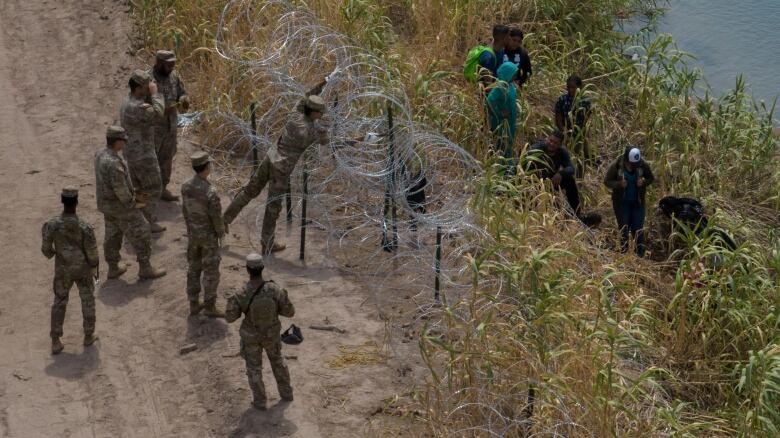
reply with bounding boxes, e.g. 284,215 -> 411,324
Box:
487,62 -> 519,170
477,25 -> 509,85
604,146 -> 655,256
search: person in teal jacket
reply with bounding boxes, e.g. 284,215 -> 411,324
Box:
487,61 -> 519,172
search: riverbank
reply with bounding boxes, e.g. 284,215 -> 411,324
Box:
132,0 -> 780,436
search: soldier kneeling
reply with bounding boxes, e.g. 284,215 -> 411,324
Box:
225,254 -> 295,410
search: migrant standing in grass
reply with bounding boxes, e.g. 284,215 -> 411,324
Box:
503,28 -> 533,88
528,131 -> 581,216
554,75 -> 592,178
487,61 -> 519,170
604,146 -> 655,257
464,25 -> 509,87
223,81 -> 329,254
42,188 -> 99,355
119,70 -> 167,233
95,126 -> 167,281
149,50 -> 189,202
181,151 -> 225,318
225,253 -> 295,411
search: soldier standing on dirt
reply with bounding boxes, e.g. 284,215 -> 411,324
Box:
42,187 -> 100,355
222,81 -> 329,254
95,125 -> 166,281
181,151 -> 225,318
225,253 -> 295,411
150,50 -> 189,202
119,69 -> 167,234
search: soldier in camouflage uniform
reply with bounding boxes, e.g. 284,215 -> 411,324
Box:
120,69 -> 167,233
225,253 -> 295,410
181,151 -> 225,317
95,125 -> 166,280
223,83 -> 330,254
42,188 -> 100,354
150,50 -> 189,202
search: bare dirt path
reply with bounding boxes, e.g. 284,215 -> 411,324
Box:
0,1 -> 421,437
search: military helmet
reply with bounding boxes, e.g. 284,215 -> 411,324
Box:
106,125 -> 128,140
190,151 -> 212,167
246,253 -> 264,269
61,187 -> 79,198
281,324 -> 303,345
129,69 -> 152,86
305,95 -> 326,112
155,50 -> 177,63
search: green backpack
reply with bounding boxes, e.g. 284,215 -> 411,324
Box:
463,45 -> 495,83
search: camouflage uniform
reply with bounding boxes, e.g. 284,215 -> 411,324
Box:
225,255 -> 295,406
119,71 -> 165,224
181,155 -> 225,304
95,146 -> 152,265
42,206 -> 99,339
223,92 -> 329,249
149,53 -> 187,190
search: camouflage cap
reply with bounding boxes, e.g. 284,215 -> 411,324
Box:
246,253 -> 264,269
61,187 -> 79,198
129,69 -> 152,86
155,50 -> 177,63
106,125 -> 128,140
305,95 -> 326,112
190,151 -> 212,167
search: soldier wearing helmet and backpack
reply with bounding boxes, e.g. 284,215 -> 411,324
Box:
225,253 -> 295,411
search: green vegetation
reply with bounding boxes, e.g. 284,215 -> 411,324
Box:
131,0 -> 779,435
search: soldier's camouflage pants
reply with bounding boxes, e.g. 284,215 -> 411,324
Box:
153,125 -> 177,188
128,157 -> 162,224
103,210 -> 152,265
186,238 -> 221,302
241,337 -> 292,403
51,271 -> 95,338
223,158 -> 287,249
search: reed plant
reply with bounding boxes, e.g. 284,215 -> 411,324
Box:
131,0 -> 779,435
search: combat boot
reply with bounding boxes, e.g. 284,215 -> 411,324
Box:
203,300 -> 225,318
262,242 -> 286,255
107,262 -> 128,279
150,222 -> 167,233
189,300 -> 203,316
252,400 -> 267,411
138,261 -> 167,280
51,337 -> 64,355
160,189 -> 179,202
280,390 -> 294,402
84,333 -> 99,346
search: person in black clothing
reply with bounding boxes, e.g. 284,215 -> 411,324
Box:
527,131 -> 581,215
554,75 -> 592,178
503,28 -> 533,88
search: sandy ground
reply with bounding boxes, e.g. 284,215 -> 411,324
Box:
0,1 -> 425,436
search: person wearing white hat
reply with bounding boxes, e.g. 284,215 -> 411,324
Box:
604,146 -> 655,256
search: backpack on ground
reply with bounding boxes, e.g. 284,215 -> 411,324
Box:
463,45 -> 495,83
658,196 -> 707,230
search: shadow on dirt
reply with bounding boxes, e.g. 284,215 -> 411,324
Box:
44,344 -> 100,380
229,401 -> 297,438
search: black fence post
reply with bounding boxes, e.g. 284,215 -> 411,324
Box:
286,177 -> 293,223
250,102 -> 258,169
434,225 -> 442,302
381,103 -> 398,252
299,163 -> 308,260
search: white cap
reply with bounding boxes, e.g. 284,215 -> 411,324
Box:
628,147 -> 641,163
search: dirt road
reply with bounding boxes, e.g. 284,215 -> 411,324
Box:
0,1 -> 420,436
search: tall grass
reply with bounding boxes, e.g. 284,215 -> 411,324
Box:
130,0 -> 780,435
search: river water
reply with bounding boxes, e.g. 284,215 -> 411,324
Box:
656,0 -> 780,107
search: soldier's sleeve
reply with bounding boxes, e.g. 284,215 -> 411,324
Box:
41,220 -> 55,259
224,293 -> 242,323
207,189 -> 226,238
316,115 -> 332,145
277,287 -> 295,318
111,163 -> 135,208
82,222 -> 99,268
149,92 -> 165,119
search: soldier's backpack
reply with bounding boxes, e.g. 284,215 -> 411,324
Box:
463,45 -> 495,83
247,281 -> 278,334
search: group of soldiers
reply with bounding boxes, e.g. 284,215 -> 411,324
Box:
41,51 -> 333,410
